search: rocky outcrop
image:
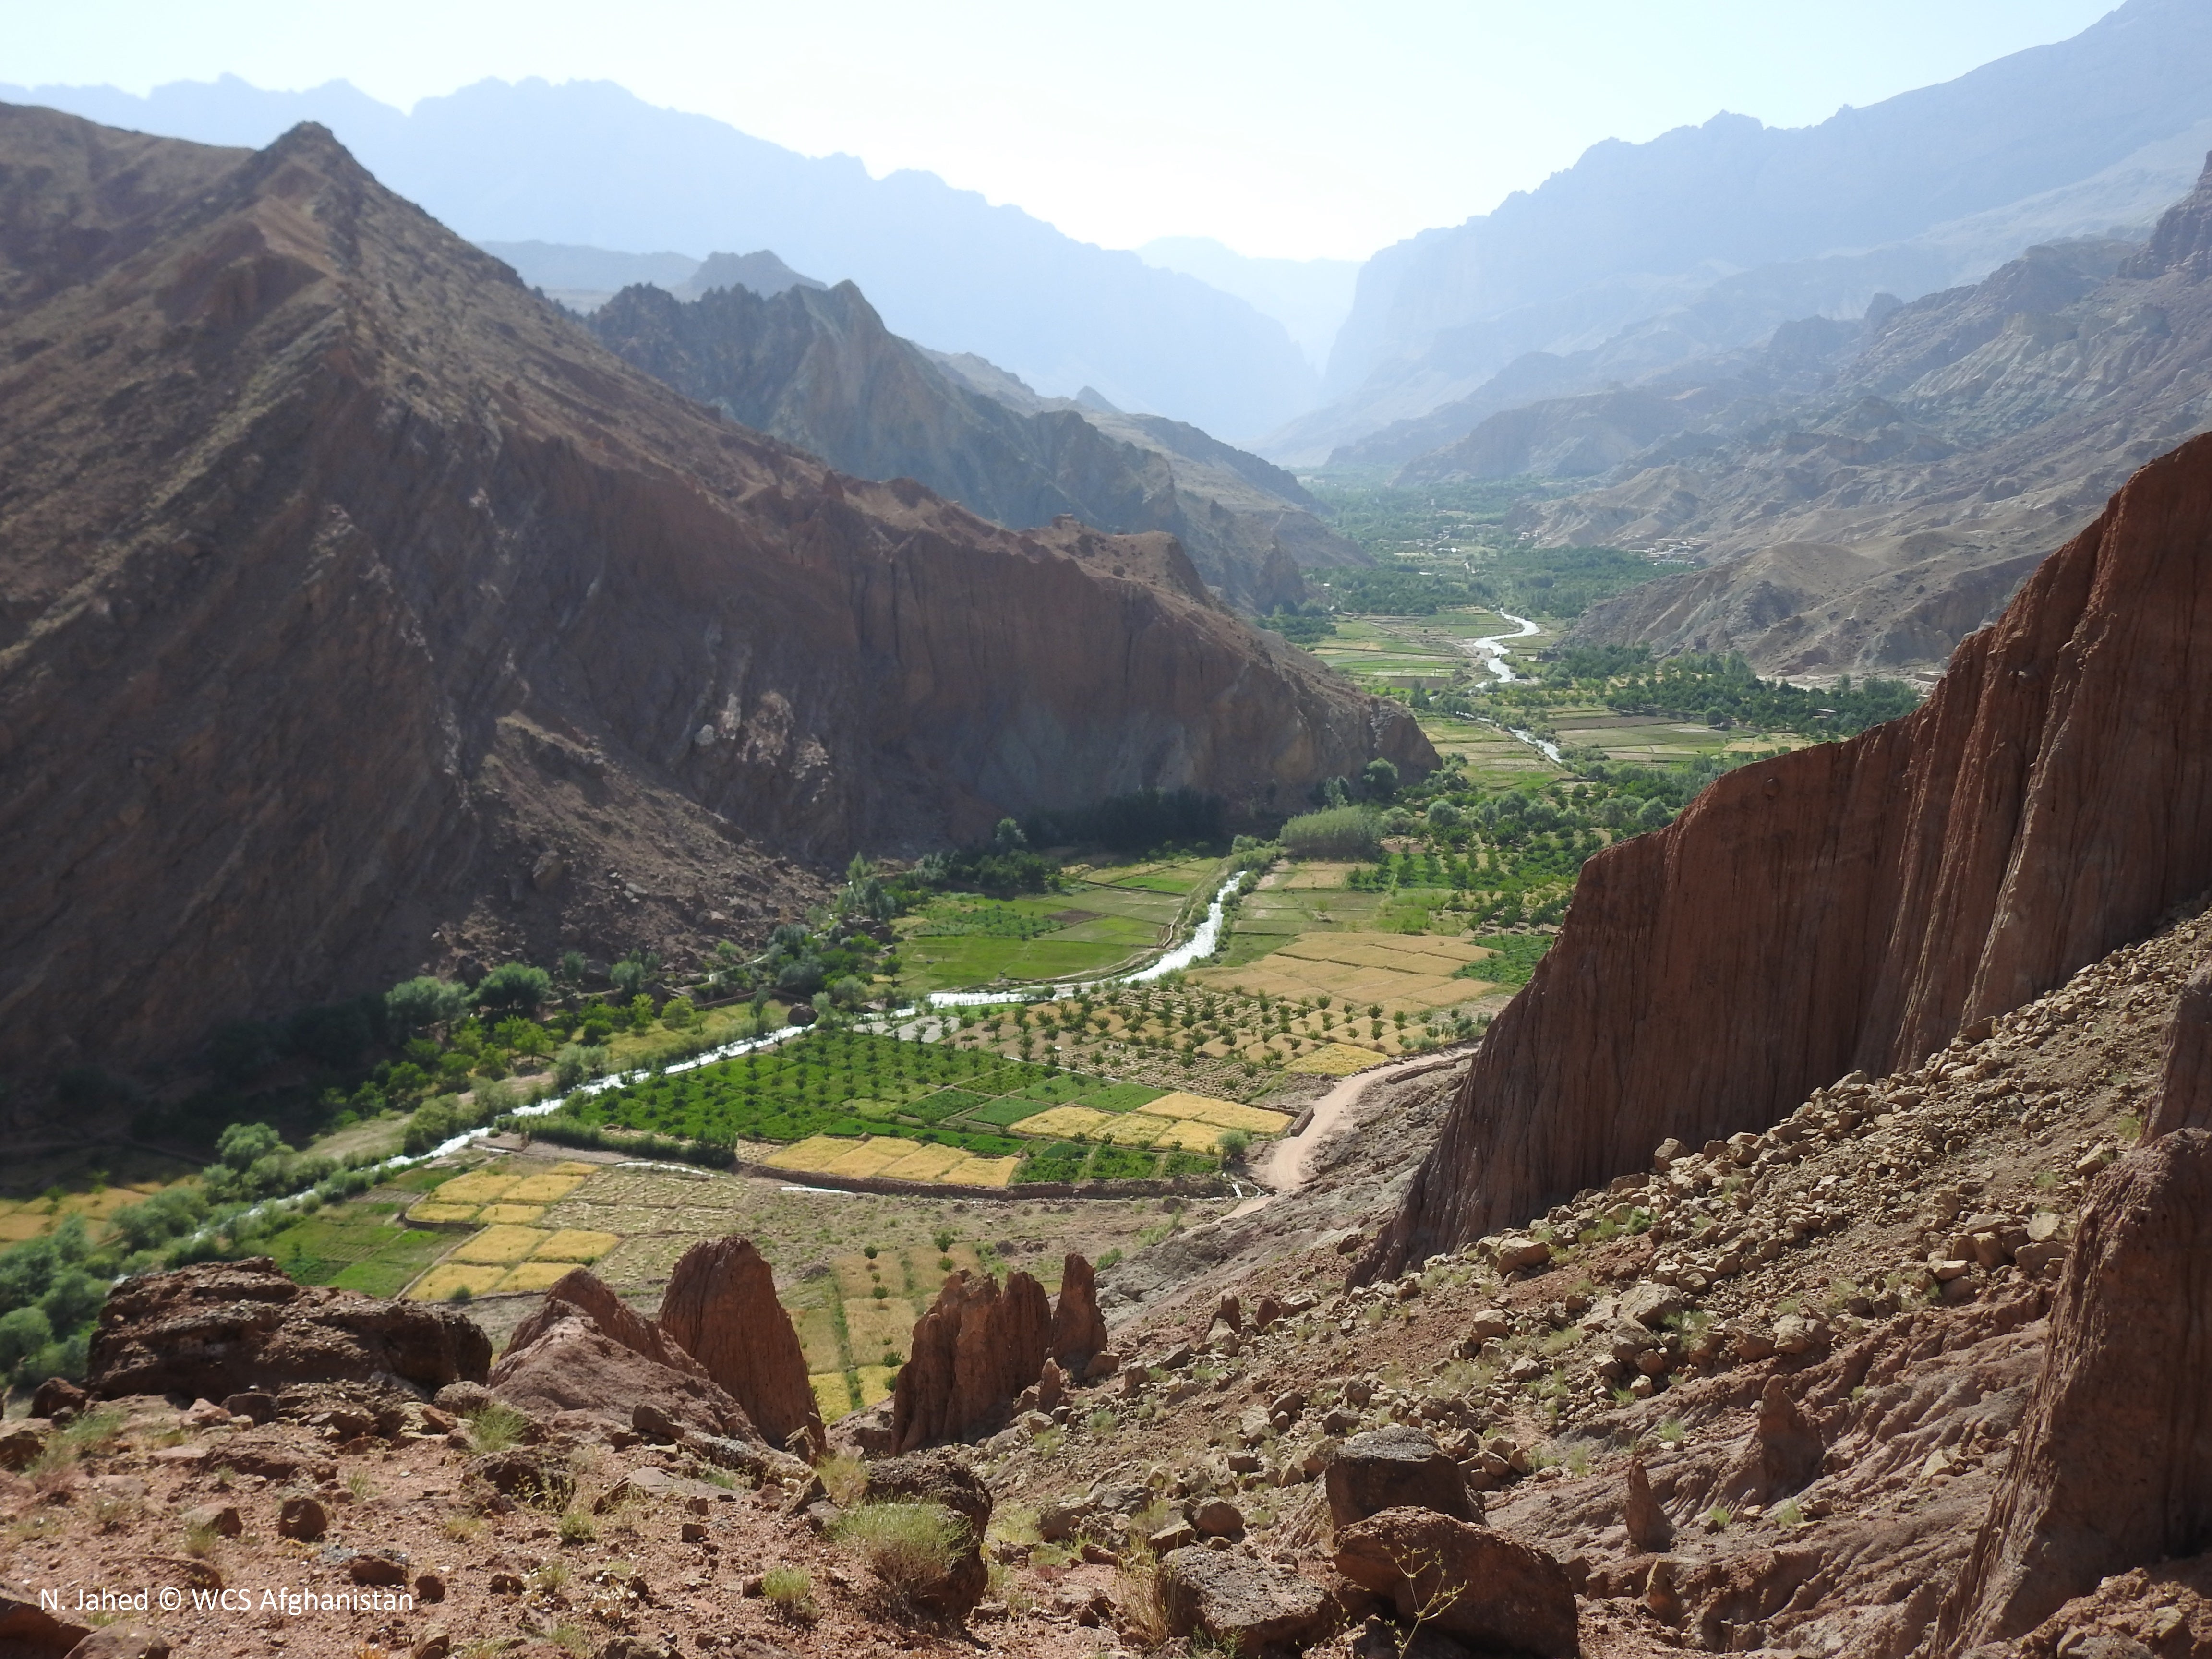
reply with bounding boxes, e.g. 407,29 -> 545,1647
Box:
1370,432 -> 2212,1272
656,1237 -> 820,1452
0,104 -> 1430,1093
2148,964 -> 2212,1136
1333,1507 -> 1578,1657
86,1259 -> 488,1401
489,1268 -> 756,1441
587,278 -> 1364,613
1049,1253 -> 1108,1374
889,1270 -> 1052,1453
1936,1134 -> 2212,1649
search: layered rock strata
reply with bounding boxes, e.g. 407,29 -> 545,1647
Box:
656,1236 -> 821,1452
0,104 -> 1430,1090
87,1259 -> 489,1400
1372,432 -> 2212,1271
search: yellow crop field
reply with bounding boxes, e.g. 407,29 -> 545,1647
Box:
821,1140 -> 915,1178
1020,1106 -> 1116,1139
854,1364 -> 897,1409
811,1373 -> 854,1424
944,1155 -> 1019,1187
1144,1092 -> 1291,1133
1154,1119 -> 1240,1152
534,1229 -> 618,1262
1100,1114 -> 1167,1146
451,1224 -> 546,1264
877,1143 -> 968,1181
433,1170 -> 520,1204
764,1136 -> 848,1171
1288,1043 -> 1392,1076
1275,862 -> 1357,889
503,1169 -> 592,1203
476,1204 -> 546,1226
411,1262 -> 510,1300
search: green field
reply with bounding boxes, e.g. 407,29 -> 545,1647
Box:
558,1028 -> 1226,1181
254,1196 -> 456,1297
894,857 -> 1218,992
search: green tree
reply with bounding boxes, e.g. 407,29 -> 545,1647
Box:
1362,757 -> 1400,802
475,963 -> 552,1016
386,976 -> 467,1035
610,952 -> 661,1000
214,1121 -> 284,1171
660,997 -> 698,1031
0,1305 -> 53,1382
628,994 -> 657,1032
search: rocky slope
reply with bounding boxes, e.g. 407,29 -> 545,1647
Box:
1478,161 -> 2212,674
1373,426 -> 2212,1269
584,276 -> 1359,613
0,103 -> 1429,1090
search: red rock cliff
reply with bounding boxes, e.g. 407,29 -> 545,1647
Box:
1372,431 -> 2212,1271
0,106 -> 1429,1091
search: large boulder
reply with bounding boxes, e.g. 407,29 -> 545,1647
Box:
857,1448 -> 993,1620
1935,1126 -> 2212,1652
1051,1253 -> 1109,1373
489,1268 -> 756,1440
656,1237 -> 822,1454
1324,1426 -> 1479,1530
1156,1546 -> 1335,1654
1334,1507 -> 1578,1658
87,1259 -> 488,1400
890,1269 -> 1052,1452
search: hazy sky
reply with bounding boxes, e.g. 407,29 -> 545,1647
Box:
8,0 -> 2122,261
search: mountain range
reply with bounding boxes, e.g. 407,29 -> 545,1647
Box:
1273,0 -> 2212,463
1401,156 -> 2212,675
0,74 -> 1317,441
0,102 -> 1426,1083
573,262 -> 1361,613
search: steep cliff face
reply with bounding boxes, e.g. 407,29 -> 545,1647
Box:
0,105 -> 1430,1085
1370,431 -> 2212,1272
583,277 -> 1359,614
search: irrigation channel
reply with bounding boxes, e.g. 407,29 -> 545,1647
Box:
1454,611 -> 1563,764
179,873 -> 1252,1242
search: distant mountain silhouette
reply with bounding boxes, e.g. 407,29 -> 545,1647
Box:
0,73 -> 1317,440
1271,0 -> 2212,460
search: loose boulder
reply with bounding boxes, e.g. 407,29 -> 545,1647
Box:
1156,1546 -> 1334,1653
890,1269 -> 1052,1452
1324,1426 -> 1479,1530
657,1237 -> 822,1453
1936,1126 -> 2212,1651
1334,1507 -> 1577,1658
86,1259 -> 488,1400
490,1268 -> 757,1441
856,1448 -> 993,1619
